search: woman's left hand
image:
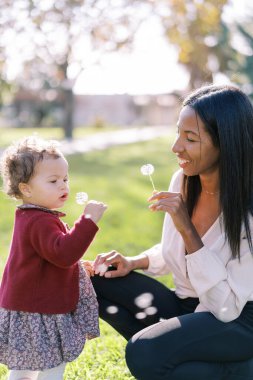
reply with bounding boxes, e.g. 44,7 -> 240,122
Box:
148,191 -> 192,234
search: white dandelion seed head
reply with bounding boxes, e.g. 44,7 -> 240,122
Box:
140,164 -> 155,176
76,192 -> 89,205
96,263 -> 108,274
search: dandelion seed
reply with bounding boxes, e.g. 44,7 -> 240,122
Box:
96,263 -> 108,275
76,192 -> 88,205
140,164 -> 156,191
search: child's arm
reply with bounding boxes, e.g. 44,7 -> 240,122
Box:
29,202 -> 107,268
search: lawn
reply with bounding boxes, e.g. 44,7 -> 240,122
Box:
0,131 -> 177,379
0,125 -> 141,150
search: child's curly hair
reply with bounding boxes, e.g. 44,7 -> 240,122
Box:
0,136 -> 64,199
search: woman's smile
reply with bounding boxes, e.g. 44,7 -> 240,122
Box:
177,156 -> 191,168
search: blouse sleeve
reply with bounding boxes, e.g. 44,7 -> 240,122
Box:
143,244 -> 171,276
186,233 -> 253,322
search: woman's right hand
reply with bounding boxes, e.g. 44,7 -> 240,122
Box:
84,200 -> 107,224
93,251 -> 134,278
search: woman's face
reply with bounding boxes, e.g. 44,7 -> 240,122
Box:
172,105 -> 220,177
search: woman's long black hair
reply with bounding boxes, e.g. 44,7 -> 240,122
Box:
182,84 -> 253,258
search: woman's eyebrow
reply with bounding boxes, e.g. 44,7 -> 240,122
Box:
185,130 -> 200,136
177,124 -> 200,136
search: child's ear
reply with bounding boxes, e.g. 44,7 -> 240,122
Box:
18,183 -> 32,198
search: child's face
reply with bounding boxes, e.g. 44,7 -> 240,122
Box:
20,156 -> 69,209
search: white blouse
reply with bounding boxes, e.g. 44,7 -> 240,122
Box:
143,169 -> 253,322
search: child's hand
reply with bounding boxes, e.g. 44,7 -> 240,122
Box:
81,260 -> 95,277
82,259 -> 108,276
84,200 -> 107,224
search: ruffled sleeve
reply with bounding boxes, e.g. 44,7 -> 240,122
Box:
186,234 -> 253,322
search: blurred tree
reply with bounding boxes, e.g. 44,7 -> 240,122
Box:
1,0 -> 252,136
0,78 -> 13,107
144,0 -> 253,93
235,22 -> 253,94
210,10 -> 253,95
143,0 -> 230,89
0,0 -> 145,138
93,0 -> 232,91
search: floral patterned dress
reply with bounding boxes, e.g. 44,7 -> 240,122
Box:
0,263 -> 99,371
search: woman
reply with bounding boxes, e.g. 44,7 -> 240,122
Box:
92,84 -> 253,379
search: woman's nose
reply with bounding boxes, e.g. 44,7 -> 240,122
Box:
171,137 -> 184,154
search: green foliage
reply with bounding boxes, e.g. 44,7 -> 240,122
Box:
235,22 -> 253,92
0,134 -> 176,379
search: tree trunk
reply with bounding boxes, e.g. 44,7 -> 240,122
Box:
62,87 -> 74,140
189,63 -> 213,90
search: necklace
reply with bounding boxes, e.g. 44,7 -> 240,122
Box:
203,189 -> 220,195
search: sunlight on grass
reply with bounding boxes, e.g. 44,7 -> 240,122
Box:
0,125 -> 142,149
0,134 -> 177,379
65,321 -> 135,380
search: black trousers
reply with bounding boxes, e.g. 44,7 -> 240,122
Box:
92,271 -> 253,380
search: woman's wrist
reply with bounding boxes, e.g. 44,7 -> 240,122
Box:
180,227 -> 203,254
127,254 -> 149,271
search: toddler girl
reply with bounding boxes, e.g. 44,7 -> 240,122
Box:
0,136 -> 107,380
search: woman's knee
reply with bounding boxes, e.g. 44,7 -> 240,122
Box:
126,330 -> 166,380
126,338 -> 150,379
126,338 -> 253,380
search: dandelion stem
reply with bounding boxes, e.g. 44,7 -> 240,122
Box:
149,174 -> 156,191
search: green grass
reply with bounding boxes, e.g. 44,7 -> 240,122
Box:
0,133 -> 177,379
0,125 -> 140,149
